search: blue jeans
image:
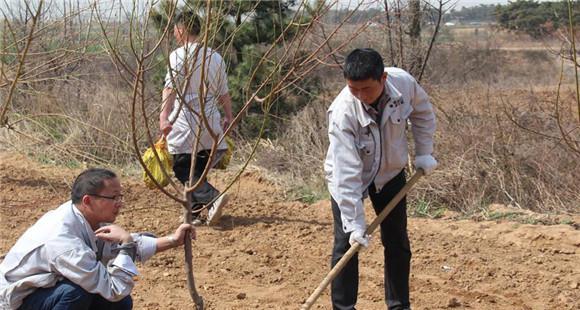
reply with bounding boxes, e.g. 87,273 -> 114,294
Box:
19,279 -> 133,310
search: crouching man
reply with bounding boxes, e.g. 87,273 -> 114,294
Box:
0,168 -> 194,309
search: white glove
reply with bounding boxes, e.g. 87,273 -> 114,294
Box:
415,154 -> 438,175
349,229 -> 370,248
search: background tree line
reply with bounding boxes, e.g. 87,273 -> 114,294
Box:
495,0 -> 580,38
446,0 -> 580,38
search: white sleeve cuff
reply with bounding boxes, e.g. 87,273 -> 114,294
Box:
340,210 -> 366,233
136,236 -> 158,262
112,254 -> 139,276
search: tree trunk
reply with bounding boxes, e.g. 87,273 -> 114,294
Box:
409,0 -> 422,76
235,10 -> 243,64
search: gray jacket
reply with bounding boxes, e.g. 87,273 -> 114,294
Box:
324,67 -> 436,233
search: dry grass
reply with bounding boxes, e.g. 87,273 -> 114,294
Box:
0,67 -> 159,168
246,31 -> 579,214
255,79 -> 579,214
422,85 -> 579,213
232,98 -> 330,203
1,21 -> 577,215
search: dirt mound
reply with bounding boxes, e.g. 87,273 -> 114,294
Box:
0,153 -> 578,309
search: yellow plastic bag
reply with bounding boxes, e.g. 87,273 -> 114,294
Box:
215,137 -> 234,170
142,138 -> 172,189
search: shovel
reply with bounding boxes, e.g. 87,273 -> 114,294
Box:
300,169 -> 424,310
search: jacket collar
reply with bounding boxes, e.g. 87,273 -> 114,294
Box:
385,77 -> 403,103
71,202 -> 98,252
353,78 -> 403,127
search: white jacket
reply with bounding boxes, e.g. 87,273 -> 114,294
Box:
0,201 -> 157,309
324,68 -> 436,233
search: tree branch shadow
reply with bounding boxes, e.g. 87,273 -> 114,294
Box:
211,214 -> 331,231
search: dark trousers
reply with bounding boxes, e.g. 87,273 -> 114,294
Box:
19,279 -> 132,310
331,170 -> 411,310
173,151 -> 220,217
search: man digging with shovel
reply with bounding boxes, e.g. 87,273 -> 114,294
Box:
324,48 -> 437,310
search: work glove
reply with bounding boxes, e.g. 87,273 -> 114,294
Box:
349,229 -> 370,248
415,154 -> 438,175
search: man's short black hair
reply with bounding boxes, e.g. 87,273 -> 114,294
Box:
343,48 -> 385,81
175,10 -> 201,36
71,168 -> 117,204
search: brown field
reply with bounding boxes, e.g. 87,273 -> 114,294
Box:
1,152 -> 579,310
449,26 -> 562,50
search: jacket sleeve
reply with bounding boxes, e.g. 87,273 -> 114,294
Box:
52,247 -> 137,302
99,234 -> 158,264
408,77 -> 436,156
133,234 -> 157,262
327,113 -> 367,233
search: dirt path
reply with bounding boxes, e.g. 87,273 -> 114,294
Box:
0,153 -> 578,309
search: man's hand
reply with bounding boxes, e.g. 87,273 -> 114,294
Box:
349,229 -> 370,248
415,154 -> 438,175
160,119 -> 173,136
171,223 -> 196,246
218,93 -> 234,132
222,115 -> 233,131
95,224 -> 133,244
160,87 -> 176,136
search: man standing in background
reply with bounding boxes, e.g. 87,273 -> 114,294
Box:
159,11 -> 233,226
324,48 -> 437,310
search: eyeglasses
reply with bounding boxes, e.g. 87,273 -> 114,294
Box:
88,194 -> 124,203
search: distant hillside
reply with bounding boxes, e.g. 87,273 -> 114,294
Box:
445,4 -> 498,23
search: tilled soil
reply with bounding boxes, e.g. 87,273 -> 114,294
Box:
0,153 -> 578,309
